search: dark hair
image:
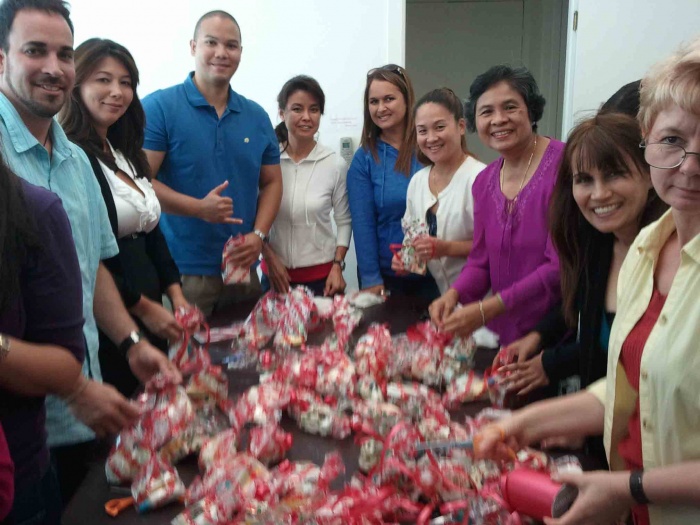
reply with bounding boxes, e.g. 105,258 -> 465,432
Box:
600,80 -> 642,118
549,112 -> 667,327
361,64 -> 417,177
275,75 -> 325,148
414,87 -> 471,166
0,163 -> 39,313
0,0 -> 73,50
194,10 -> 241,43
59,38 -> 151,180
464,65 -> 546,133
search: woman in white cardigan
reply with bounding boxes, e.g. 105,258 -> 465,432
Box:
261,76 -> 351,296
392,87 -> 485,293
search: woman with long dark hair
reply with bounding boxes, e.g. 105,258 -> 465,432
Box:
347,64 -> 439,299
260,75 -> 351,296
393,87 -> 485,293
501,113 -> 667,400
59,38 -> 186,397
0,163 -> 85,523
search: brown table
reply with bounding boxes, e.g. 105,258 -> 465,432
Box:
61,294 -> 588,524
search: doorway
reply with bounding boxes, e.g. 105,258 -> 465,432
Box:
406,0 -> 569,164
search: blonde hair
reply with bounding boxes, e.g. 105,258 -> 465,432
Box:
638,37 -> 700,135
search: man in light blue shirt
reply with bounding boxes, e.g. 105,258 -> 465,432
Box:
0,0 -> 180,505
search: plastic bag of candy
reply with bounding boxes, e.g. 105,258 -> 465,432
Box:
395,217 -> 429,275
273,286 -> 315,349
288,389 -> 352,439
222,234 -> 252,285
244,292 -> 286,350
248,423 -> 293,466
131,454 -> 185,513
169,305 -> 209,370
198,427 -> 240,473
442,371 -> 489,409
229,381 -> 293,430
353,324 -> 392,384
271,452 -> 344,498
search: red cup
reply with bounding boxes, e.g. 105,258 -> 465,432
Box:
500,468 -> 578,519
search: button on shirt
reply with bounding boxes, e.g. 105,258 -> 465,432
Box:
589,210 -> 700,524
0,94 -> 118,446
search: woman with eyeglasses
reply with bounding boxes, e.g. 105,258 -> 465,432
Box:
347,64 -> 440,299
260,75 -> 351,296
392,87 -> 485,294
429,66 -> 562,346
475,38 -> 700,525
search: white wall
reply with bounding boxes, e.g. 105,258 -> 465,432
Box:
562,0 -> 700,136
69,0 -> 407,291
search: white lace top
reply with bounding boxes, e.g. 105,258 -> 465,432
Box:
98,141 -> 160,238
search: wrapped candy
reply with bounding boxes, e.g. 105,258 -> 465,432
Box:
386,382 -> 449,424
288,389 -> 352,439
186,363 -> 228,404
352,401 -> 404,437
198,428 -> 240,473
394,217 -> 430,275
271,452 -> 344,498
354,324 -> 392,385
330,295 -> 362,352
106,374 -> 194,484
131,455 -> 185,513
222,234 -> 252,285
358,438 -> 383,473
230,381 -> 293,430
442,371 -> 488,408
170,305 -> 209,370
244,292 -> 286,350
247,424 -> 293,466
273,286 -> 315,348
184,453 -> 271,507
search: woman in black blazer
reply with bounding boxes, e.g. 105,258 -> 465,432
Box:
59,38 -> 187,397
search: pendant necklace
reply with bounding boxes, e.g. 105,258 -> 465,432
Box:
501,136 -> 537,214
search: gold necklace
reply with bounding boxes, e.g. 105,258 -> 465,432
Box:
501,136 -> 538,214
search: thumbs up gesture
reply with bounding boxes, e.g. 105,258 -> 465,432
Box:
197,180 -> 243,224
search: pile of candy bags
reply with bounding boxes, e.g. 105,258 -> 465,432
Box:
104,288 -> 575,524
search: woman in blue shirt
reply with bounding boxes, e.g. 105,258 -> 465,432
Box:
347,64 -> 439,299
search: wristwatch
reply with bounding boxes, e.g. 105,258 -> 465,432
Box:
253,229 -> 269,244
332,259 -> 346,271
0,333 -> 10,363
118,330 -> 142,357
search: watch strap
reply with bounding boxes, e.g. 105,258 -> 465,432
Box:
332,259 -> 346,270
118,331 -> 141,358
253,229 -> 269,244
629,469 -> 651,505
0,333 -> 10,363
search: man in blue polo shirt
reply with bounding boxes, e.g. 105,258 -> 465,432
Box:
143,10 -> 282,316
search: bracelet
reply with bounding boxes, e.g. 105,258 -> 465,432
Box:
629,469 -> 651,505
64,375 -> 89,405
478,300 -> 486,327
495,293 -> 506,309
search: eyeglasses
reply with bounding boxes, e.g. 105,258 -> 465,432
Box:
640,141 -> 700,169
367,64 -> 405,78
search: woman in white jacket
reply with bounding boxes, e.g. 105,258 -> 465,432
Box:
261,76 -> 352,296
392,87 -> 485,293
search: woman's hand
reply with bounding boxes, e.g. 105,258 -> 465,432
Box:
324,264 -> 346,296
68,378 -> 141,437
391,253 -> 408,275
502,352 -> 550,396
543,471 -> 633,525
413,236 -> 439,262
441,301 -> 482,337
429,289 -> 459,328
473,416 -> 528,461
496,331 -> 542,368
263,248 -> 290,293
132,297 -> 182,341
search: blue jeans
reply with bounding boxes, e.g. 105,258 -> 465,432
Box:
4,465 -> 61,525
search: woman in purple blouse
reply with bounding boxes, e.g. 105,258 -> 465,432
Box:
429,66 -> 562,346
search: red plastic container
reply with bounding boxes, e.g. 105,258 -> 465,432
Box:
500,468 -> 578,519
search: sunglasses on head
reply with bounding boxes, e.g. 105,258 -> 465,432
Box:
367,64 -> 405,78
